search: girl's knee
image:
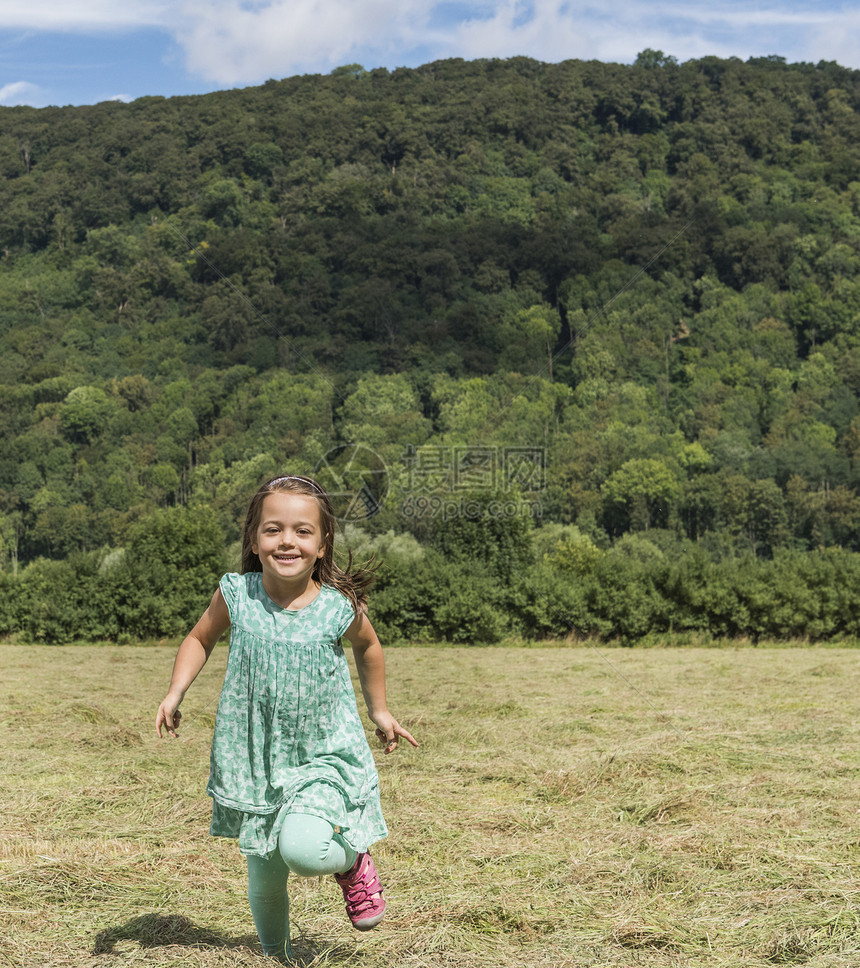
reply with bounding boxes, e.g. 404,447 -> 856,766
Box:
278,814 -> 351,877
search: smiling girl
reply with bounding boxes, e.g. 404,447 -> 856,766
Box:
155,474 -> 417,964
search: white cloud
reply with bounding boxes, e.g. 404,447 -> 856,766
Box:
172,0 -> 430,84
164,0 -> 857,85
439,1 -> 593,62
0,0 -> 168,30
644,1 -> 831,29
436,1 -> 856,69
805,12 -> 860,66
0,80 -> 41,104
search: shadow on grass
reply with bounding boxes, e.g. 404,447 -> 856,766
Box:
92,913 -> 256,955
92,912 -> 355,965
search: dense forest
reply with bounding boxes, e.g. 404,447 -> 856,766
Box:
3,51 -> 860,643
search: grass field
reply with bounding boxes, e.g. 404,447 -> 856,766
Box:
2,643 -> 860,968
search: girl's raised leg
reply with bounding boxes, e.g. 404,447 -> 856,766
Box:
278,814 -> 385,930
278,813 -> 356,877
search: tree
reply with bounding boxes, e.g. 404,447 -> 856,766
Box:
116,507 -> 227,637
337,374 -> 431,449
0,509 -> 23,575
634,49 -> 678,70
498,303 -> 562,377
602,458 -> 680,533
59,387 -> 118,444
430,489 -> 534,582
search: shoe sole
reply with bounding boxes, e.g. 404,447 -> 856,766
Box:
353,912 -> 385,931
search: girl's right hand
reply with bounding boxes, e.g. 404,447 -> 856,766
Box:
155,698 -> 183,738
154,589 -> 230,740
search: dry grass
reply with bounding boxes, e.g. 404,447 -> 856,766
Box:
1,644 -> 859,967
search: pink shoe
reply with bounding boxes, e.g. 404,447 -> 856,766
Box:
334,852 -> 386,930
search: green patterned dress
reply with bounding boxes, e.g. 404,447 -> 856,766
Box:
207,572 -> 388,858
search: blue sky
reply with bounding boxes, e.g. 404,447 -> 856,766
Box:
1,1 -> 858,108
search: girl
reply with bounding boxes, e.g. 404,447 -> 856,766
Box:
155,474 -> 417,964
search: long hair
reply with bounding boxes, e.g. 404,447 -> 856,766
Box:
239,474 -> 376,612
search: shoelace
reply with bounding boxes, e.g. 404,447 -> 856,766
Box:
344,881 -> 380,911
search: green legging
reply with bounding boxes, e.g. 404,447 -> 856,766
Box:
246,813 -> 357,961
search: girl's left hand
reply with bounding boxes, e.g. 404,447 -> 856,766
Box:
372,714 -> 418,754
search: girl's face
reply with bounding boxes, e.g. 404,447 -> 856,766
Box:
252,491 -> 326,588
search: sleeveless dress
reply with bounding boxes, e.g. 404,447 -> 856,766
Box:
207,572 -> 388,858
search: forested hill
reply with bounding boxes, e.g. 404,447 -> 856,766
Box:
3,53 -> 860,644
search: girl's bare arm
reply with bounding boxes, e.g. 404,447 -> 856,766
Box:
344,610 -> 418,754
155,588 -> 230,737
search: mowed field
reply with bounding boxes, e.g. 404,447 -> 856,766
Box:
2,643 -> 860,968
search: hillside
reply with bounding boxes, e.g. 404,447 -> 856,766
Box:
2,52 -> 860,642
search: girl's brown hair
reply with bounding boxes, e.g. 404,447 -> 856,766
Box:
239,475 -> 376,612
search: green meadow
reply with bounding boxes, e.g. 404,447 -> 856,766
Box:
2,643 -> 859,967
